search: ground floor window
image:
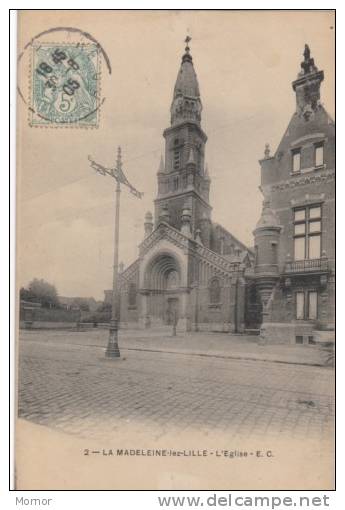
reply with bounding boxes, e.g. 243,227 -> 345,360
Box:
295,290 -> 318,320
295,335 -> 316,345
296,292 -> 305,320
308,291 -> 318,320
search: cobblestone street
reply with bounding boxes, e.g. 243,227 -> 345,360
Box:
17,330 -> 334,443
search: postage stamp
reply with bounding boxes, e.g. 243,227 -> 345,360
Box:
29,43 -> 101,127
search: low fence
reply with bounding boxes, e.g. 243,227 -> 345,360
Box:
20,305 -> 81,329
80,311 -> 111,323
19,304 -> 114,330
30,308 -> 81,322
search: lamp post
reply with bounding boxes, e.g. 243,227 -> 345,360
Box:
106,178 -> 121,357
191,280 -> 199,332
89,147 -> 143,359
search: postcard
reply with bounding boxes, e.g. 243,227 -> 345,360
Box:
15,9 -> 335,490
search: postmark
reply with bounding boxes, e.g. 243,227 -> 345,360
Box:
17,27 -> 112,128
30,43 -> 100,127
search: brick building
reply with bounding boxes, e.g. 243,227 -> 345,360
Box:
106,42 -> 334,344
254,44 -> 335,344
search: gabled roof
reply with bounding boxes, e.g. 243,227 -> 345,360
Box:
140,221 -> 252,275
212,222 -> 255,256
274,105 -> 334,159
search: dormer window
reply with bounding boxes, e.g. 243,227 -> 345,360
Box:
315,142 -> 324,167
292,148 -> 301,173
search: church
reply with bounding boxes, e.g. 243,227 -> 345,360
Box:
106,40 -> 335,344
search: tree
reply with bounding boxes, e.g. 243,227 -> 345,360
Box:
71,297 -> 90,312
25,278 -> 60,308
97,301 -> 112,313
20,286 -> 35,302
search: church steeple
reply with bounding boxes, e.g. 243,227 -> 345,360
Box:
292,44 -> 324,120
170,37 -> 202,126
155,37 -> 211,232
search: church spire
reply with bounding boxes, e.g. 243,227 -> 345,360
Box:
170,36 -> 202,126
157,154 -> 165,174
155,38 -> 211,231
292,44 -> 324,119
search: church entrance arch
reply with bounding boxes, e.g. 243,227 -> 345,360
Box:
143,253 -> 183,325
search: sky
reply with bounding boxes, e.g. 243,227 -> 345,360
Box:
17,10 -> 335,300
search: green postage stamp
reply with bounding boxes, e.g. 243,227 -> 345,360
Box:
30,43 -> 100,127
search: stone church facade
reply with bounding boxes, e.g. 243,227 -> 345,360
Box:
105,42 -> 335,344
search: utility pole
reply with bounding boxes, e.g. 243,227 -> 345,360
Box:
191,280 -> 199,332
172,309 -> 177,337
89,147 -> 143,358
107,178 -> 121,357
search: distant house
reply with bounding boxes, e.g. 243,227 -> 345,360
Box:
59,296 -> 101,312
19,300 -> 42,325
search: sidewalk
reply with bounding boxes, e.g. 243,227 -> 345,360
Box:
20,328 -> 332,367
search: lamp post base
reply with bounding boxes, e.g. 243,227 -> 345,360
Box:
105,321 -> 121,358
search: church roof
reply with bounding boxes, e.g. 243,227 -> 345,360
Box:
212,222 -> 254,256
173,41 -> 200,99
139,221 -> 248,274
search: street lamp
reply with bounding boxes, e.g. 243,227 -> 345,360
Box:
89,147 -> 143,358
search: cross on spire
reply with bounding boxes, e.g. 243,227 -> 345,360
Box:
184,35 -> 191,53
182,35 -> 193,64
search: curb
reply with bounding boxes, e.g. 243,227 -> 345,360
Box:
122,346 -> 328,368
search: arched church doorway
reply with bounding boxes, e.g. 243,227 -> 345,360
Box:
166,297 -> 179,325
144,253 -> 183,325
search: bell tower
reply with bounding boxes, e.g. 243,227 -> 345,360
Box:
154,37 -> 212,236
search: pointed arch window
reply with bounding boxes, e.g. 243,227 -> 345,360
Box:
128,282 -> 137,308
173,138 -> 181,170
209,277 -> 221,304
196,142 -> 202,169
173,150 -> 180,170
